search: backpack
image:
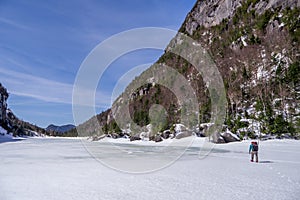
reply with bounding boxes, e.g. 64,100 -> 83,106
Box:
252,142 -> 258,151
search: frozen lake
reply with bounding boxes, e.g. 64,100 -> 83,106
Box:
0,137 -> 300,200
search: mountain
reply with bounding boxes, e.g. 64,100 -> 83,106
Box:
0,83 -> 59,137
46,124 -> 75,134
69,0 -> 300,143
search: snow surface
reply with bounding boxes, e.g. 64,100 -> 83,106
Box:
0,126 -> 13,143
0,137 -> 299,200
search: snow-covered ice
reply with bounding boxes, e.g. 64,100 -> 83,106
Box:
0,137 -> 299,200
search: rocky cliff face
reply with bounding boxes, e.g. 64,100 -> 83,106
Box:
0,83 -> 57,137
0,83 -> 9,123
185,0 -> 243,32
46,124 -> 76,135
182,0 -> 300,141
185,0 -> 299,33
73,0 -> 300,143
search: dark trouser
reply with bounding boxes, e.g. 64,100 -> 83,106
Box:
251,151 -> 258,162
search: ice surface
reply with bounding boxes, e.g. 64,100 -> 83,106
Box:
0,137 -> 299,200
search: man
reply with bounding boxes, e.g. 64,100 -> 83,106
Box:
249,141 -> 259,162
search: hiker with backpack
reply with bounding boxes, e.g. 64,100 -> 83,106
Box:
249,141 -> 259,162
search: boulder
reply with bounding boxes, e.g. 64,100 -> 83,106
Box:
276,134 -> 292,139
175,131 -> 193,139
122,132 -> 130,139
161,130 -> 171,139
140,132 -> 150,140
169,133 -> 175,139
107,133 -> 119,139
130,134 -> 141,141
215,136 -> 226,143
92,134 -> 106,141
149,134 -> 163,142
174,124 -> 187,133
195,131 -> 206,137
117,132 -> 127,138
221,130 -> 240,143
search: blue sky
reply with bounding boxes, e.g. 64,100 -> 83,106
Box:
0,0 -> 196,127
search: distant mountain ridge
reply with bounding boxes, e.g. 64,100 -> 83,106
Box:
46,124 -> 75,134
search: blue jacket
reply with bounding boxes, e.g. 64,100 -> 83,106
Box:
249,143 -> 258,153
249,144 -> 254,153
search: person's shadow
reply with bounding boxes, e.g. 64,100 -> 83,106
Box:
259,160 -> 274,163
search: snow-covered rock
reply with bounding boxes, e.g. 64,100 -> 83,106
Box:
175,131 -> 193,139
129,134 -> 141,141
161,130 -> 171,139
140,132 -> 150,141
149,134 -> 163,142
215,135 -> 226,143
174,124 -> 187,134
221,129 -> 240,143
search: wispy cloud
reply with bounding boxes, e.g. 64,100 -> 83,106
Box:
0,17 -> 32,30
0,68 -> 72,103
0,68 -> 111,108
